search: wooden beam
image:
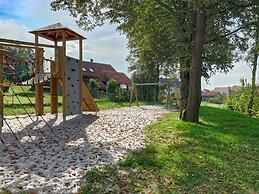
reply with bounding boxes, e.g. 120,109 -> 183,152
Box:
50,60 -> 59,114
135,83 -> 164,86
134,84 -> 139,107
0,49 -> 11,55
0,42 -> 36,49
55,31 -> 60,40
79,38 -> 83,114
62,31 -> 67,121
0,38 -> 55,48
35,34 -> 44,116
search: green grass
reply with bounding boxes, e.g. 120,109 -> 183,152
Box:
3,86 -> 63,115
79,106 -> 259,193
2,87 -> 153,115
201,101 -> 225,108
94,96 -> 155,110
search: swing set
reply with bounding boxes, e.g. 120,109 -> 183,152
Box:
0,23 -> 99,149
129,82 -> 174,108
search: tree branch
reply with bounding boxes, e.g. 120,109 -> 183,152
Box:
206,25 -> 246,44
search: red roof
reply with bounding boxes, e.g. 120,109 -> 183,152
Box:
102,71 -> 131,85
202,90 -> 219,97
214,87 -> 232,94
82,61 -> 116,79
67,57 -> 131,85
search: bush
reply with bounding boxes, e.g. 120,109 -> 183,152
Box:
88,79 -> 99,97
106,79 -> 119,101
225,83 -> 259,117
208,93 -> 226,104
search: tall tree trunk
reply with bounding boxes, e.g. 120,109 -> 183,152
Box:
247,46 -> 258,115
179,60 -> 190,120
184,11 -> 206,122
178,7 -> 194,120
156,64 -> 160,102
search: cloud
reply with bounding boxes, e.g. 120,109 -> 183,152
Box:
1,0 -> 257,87
0,19 -> 33,40
0,0 -> 130,74
202,61 -> 259,89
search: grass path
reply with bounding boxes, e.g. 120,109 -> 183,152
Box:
79,106 -> 259,193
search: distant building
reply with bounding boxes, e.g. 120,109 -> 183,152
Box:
68,57 -> 131,90
202,89 -> 220,101
213,86 -> 233,96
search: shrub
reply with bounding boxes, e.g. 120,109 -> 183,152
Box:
88,79 -> 99,98
106,79 -> 119,101
208,93 -> 226,104
225,83 -> 259,117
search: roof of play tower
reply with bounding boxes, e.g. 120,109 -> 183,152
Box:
29,23 -> 86,42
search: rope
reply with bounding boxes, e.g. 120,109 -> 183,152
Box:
0,88 -> 46,154
16,86 -> 54,132
1,67 -> 64,146
0,68 -> 55,134
0,113 -> 28,154
0,136 -> 5,145
7,64 -> 54,131
4,115 -> 33,120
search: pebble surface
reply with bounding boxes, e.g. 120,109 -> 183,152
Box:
0,105 -> 169,193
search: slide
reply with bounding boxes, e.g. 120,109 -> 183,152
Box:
81,82 -> 99,112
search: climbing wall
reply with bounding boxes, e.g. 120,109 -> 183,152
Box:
65,57 -> 81,116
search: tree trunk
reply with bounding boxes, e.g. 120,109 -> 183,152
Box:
156,64 -> 160,102
179,61 -> 190,120
184,11 -> 206,122
247,50 -> 258,115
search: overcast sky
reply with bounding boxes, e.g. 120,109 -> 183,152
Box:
0,0 -> 258,89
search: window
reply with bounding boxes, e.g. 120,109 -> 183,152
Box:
89,68 -> 94,73
82,67 -> 87,72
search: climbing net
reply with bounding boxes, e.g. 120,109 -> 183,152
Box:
0,55 -> 58,154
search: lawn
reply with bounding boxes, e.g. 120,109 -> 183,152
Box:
3,86 -> 63,115
79,106 -> 259,193
2,86 -> 152,115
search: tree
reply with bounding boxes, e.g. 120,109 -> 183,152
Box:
88,78 -> 99,98
0,47 -> 34,62
242,3 -> 259,115
51,0 -> 250,122
106,79 -> 119,101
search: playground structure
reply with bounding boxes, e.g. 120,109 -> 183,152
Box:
129,82 -> 176,108
0,23 -> 99,135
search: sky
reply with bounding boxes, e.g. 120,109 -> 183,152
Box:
0,0 -> 258,90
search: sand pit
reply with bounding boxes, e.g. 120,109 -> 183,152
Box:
0,106 -> 169,193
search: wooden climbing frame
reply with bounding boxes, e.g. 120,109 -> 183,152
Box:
0,23 -> 99,128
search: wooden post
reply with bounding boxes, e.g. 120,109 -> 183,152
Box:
134,84 -> 139,107
129,84 -> 133,107
62,31 -> 67,121
129,84 -> 139,107
0,54 -> 3,133
79,38 -> 83,114
166,83 -> 171,109
50,42 -> 59,114
50,60 -> 59,114
35,33 -> 44,116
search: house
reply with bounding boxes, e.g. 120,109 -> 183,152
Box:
81,58 -> 131,89
202,89 -> 219,101
213,86 -> 233,96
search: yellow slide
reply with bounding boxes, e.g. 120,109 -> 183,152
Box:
81,82 -> 99,112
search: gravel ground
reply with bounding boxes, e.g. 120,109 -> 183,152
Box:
0,105 -> 170,193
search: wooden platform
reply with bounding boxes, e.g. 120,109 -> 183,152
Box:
1,73 -> 51,87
